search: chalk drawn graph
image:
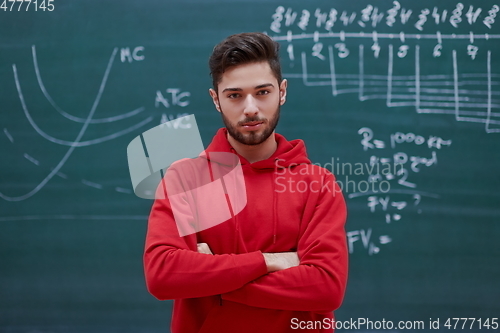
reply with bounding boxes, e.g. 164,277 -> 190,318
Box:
273,31 -> 500,133
1,46 -> 154,202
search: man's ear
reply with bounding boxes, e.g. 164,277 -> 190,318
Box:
209,88 -> 221,112
279,79 -> 287,105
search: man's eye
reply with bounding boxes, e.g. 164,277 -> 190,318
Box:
257,90 -> 270,95
228,93 -> 240,99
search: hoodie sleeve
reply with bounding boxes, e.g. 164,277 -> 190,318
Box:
221,172 -> 348,312
143,169 -> 268,300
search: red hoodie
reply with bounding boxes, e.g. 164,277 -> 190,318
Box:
144,128 -> 348,333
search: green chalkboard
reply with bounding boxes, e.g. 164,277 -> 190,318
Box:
1,0 -> 499,332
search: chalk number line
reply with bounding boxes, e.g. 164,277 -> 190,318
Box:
286,43 -> 499,133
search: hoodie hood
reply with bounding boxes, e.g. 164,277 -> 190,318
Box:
204,128 -> 311,168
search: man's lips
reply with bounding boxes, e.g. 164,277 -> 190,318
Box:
242,121 -> 264,127
241,121 -> 264,130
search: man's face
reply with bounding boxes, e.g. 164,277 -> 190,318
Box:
209,61 -> 287,146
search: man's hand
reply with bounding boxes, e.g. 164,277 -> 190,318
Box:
197,243 -> 299,273
263,252 -> 299,272
197,243 -> 213,255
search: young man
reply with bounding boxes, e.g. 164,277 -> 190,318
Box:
144,32 -> 348,332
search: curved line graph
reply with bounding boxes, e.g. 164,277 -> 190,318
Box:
1,48 -> 117,201
32,45 -> 145,124
14,68 -> 153,146
1,46 -> 153,202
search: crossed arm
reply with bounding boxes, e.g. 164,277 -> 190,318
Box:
197,242 -> 299,273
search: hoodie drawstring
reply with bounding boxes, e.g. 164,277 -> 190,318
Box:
273,158 -> 278,245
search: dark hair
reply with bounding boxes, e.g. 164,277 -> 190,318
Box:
209,32 -> 282,92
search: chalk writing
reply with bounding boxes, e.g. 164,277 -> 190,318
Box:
343,128 -> 451,255
271,3 -> 499,31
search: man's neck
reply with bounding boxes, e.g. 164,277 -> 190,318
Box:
227,132 -> 277,164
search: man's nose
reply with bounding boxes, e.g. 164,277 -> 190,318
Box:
243,95 -> 259,116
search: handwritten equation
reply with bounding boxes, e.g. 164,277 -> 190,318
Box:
347,128 -> 452,255
270,3 -> 499,32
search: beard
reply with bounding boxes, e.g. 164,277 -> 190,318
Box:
220,106 -> 280,146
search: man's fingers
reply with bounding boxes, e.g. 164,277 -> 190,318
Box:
197,243 -> 213,255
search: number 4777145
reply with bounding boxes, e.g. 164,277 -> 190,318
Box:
1,0 -> 55,11
444,318 -> 498,330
